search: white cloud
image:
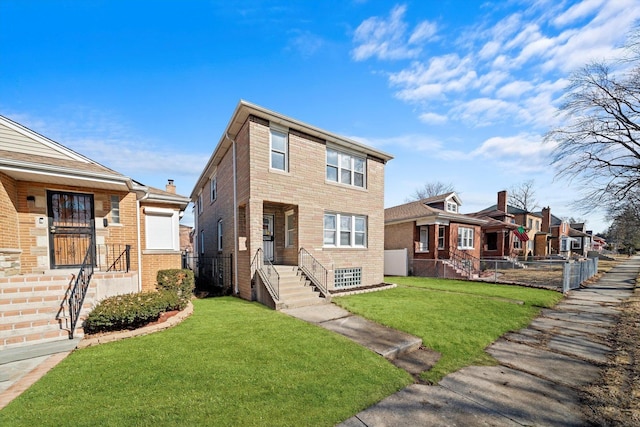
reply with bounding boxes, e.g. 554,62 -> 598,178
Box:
418,112 -> 448,124
408,21 -> 438,44
496,80 -> 534,98
287,30 -> 324,57
350,133 -> 443,152
351,4 -> 437,61
553,0 -> 606,27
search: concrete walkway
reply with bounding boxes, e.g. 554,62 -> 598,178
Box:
333,256 -> 640,426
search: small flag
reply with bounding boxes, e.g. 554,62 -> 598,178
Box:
513,226 -> 530,242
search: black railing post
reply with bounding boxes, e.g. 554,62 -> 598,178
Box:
125,245 -> 131,272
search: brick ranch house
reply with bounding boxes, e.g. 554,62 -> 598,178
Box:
191,100 -> 393,309
0,115 -> 189,348
384,193 -> 486,279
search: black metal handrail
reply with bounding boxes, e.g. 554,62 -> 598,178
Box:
449,247 -> 481,278
99,244 -> 131,272
298,248 -> 328,297
251,248 -> 279,301
68,236 -> 95,339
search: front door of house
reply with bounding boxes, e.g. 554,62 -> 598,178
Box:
263,215 -> 275,262
47,191 -> 95,268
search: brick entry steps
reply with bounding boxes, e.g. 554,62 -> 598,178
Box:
0,273 -> 94,350
273,265 -> 330,310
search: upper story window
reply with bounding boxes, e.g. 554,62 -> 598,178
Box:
197,194 -> 203,215
446,202 -> 458,213
323,213 -> 367,248
458,227 -> 474,249
270,128 -> 288,172
110,195 -> 120,224
326,148 -> 365,188
210,176 -> 217,203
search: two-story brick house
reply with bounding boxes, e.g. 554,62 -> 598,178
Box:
384,193 -> 486,279
191,101 -> 393,309
0,115 -> 190,347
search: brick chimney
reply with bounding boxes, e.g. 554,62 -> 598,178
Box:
166,179 -> 176,194
497,190 -> 508,212
541,206 -> 551,233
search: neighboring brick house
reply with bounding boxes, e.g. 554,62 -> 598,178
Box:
190,100 -> 393,309
476,190 -> 547,258
0,115 -> 189,347
540,210 -> 592,257
385,193 -> 486,278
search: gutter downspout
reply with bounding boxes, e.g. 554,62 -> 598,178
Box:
136,190 -> 150,292
225,132 -> 239,295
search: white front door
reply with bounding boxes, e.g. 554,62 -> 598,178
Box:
263,215 -> 275,262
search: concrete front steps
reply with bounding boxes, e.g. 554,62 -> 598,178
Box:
0,272 -> 94,350
273,265 -> 330,310
442,261 -> 479,280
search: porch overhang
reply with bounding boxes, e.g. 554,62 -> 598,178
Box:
0,160 -> 132,192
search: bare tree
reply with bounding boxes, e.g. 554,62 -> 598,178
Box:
545,29 -> 640,212
407,181 -> 456,201
508,179 -> 539,212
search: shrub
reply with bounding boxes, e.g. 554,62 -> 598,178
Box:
156,269 -> 195,300
83,291 -> 183,334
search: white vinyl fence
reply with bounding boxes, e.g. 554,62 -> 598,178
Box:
384,249 -> 408,276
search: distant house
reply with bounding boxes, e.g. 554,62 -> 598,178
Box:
385,193 -> 486,278
476,190 -> 548,258
0,115 -> 190,348
190,100 -> 393,309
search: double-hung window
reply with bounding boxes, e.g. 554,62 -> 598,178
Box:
217,220 -> 223,251
418,226 -> 428,252
285,211 -> 294,248
210,177 -> 217,203
326,148 -> 365,188
270,128 -> 288,172
438,225 -> 445,249
457,227 -> 474,249
323,213 -> 367,248
110,195 -> 120,224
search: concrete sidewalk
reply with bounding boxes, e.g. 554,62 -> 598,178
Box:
336,256 -> 640,426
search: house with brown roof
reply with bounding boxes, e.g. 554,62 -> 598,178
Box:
191,100 -> 393,309
385,193 -> 486,278
0,115 -> 190,348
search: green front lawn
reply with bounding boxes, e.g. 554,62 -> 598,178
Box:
0,298 -> 411,427
334,277 -> 563,383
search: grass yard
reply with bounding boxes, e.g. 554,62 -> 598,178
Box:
334,277 -> 563,383
0,298 -> 411,427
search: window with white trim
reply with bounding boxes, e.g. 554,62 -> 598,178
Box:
457,227 -> 474,249
110,195 -> 120,224
446,202 -> 458,213
145,207 -> 179,251
418,226 -> 428,252
323,213 -> 367,248
513,235 -> 522,249
326,148 -> 365,188
270,128 -> 288,171
561,237 -> 569,252
572,238 -> 581,249
210,176 -> 217,203
217,220 -> 223,251
438,225 -> 445,249
285,211 -> 294,248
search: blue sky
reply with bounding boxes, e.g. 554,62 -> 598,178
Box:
1,0 -> 639,233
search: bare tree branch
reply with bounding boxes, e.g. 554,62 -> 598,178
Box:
508,179 -> 539,212
407,181 -> 457,201
545,30 -> 640,213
